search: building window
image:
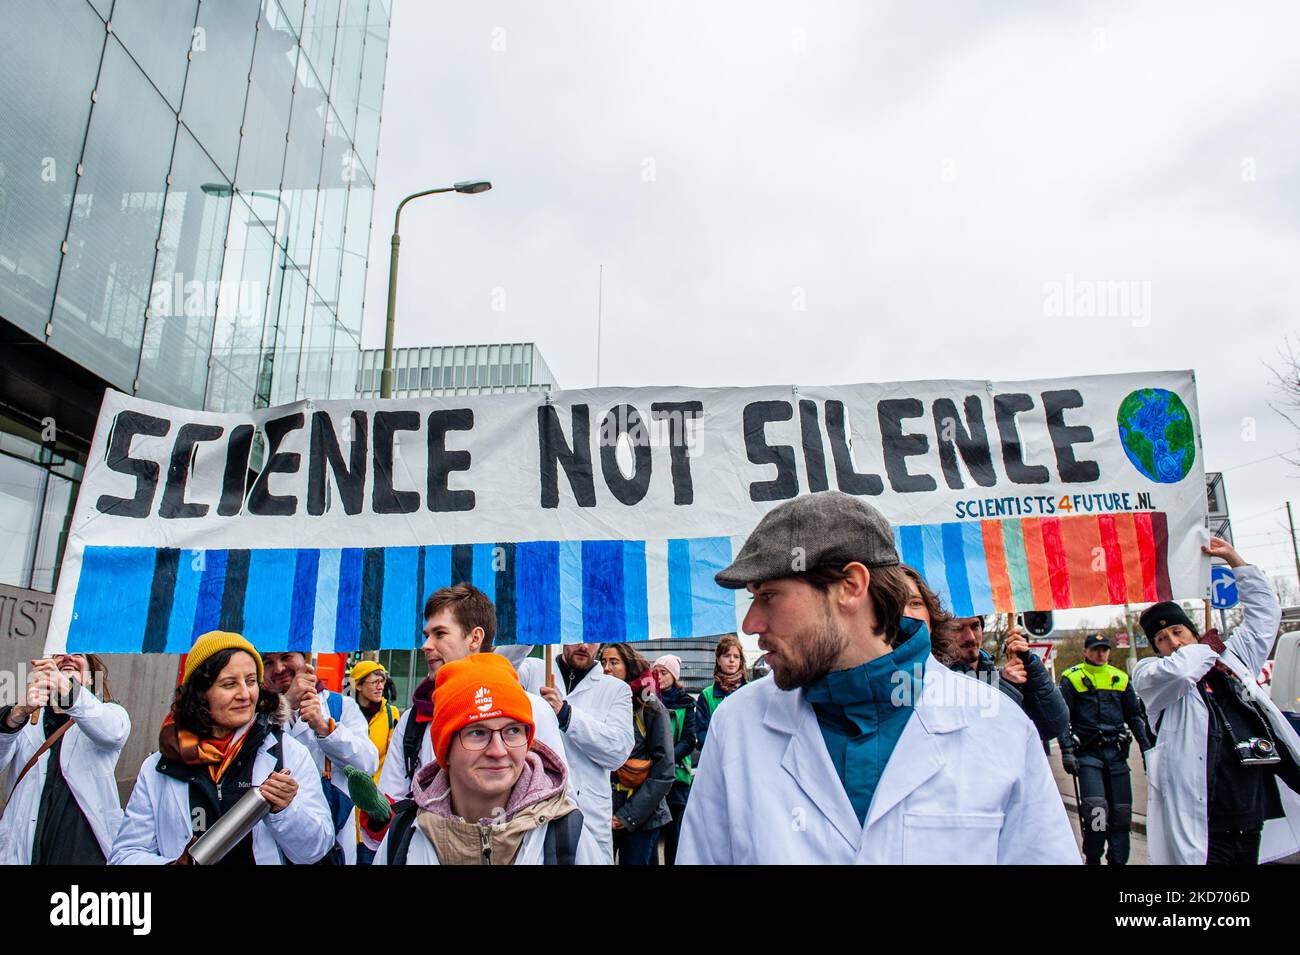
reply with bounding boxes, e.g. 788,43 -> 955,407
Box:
0,453 -> 44,588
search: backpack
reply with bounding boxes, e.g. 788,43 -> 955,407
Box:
385,803 -> 585,865
401,708 -> 426,783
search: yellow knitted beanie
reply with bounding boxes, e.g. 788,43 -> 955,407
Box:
183,631 -> 264,685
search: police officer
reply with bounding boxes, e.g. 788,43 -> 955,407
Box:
1059,634 -> 1153,864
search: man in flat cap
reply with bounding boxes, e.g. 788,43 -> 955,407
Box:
1133,536 -> 1300,865
676,491 -> 1078,864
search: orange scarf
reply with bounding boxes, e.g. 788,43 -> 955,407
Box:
159,714 -> 253,783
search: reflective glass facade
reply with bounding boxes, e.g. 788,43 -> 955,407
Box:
0,0 -> 388,410
356,343 -> 558,398
0,0 -> 390,591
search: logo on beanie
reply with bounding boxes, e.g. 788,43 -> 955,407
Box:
474,686 -> 493,713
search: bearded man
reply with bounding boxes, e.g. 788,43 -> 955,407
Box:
676,491 -> 1078,865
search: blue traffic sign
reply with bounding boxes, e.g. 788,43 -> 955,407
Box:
1211,565 -> 1239,610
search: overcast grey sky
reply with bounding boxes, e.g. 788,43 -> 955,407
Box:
361,1 -> 1300,602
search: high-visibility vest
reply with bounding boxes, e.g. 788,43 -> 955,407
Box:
1062,663 -> 1129,694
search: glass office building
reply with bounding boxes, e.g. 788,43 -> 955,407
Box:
0,0 -> 391,595
356,343 -> 558,398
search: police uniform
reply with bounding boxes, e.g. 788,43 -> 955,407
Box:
1059,635 -> 1153,865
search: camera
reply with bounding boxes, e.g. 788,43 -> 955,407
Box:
1234,737 -> 1281,766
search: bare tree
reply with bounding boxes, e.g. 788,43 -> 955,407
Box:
1268,334 -> 1300,468
1272,574 -> 1300,609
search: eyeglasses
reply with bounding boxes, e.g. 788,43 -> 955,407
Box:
457,723 -> 530,751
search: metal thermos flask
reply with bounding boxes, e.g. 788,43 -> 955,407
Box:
188,784 -> 274,865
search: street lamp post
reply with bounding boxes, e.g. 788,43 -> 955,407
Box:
381,180 -> 492,398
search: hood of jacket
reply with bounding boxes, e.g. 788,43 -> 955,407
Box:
410,739 -> 575,864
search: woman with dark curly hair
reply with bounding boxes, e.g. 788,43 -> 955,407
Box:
110,631 -> 334,865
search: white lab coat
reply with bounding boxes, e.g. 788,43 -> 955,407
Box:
110,726 -> 335,865
1133,564 -> 1300,864
677,656 -> 1080,864
378,691 -> 568,801
553,663 -> 634,865
516,657 -> 558,698
287,688 -> 378,865
0,690 -> 130,864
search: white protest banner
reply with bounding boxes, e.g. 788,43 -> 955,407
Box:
46,370 -> 1207,654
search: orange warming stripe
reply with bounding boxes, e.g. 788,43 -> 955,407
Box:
1020,518 -> 1054,610
1113,512 -> 1146,603
1060,515 -> 1110,610
981,520 -> 1014,613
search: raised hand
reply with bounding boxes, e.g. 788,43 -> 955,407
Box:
298,689 -> 330,736
1005,628 -> 1031,658
25,664 -> 54,710
1001,656 -> 1028,685
1202,536 -> 1245,568
285,663 -> 316,712
539,685 -> 564,715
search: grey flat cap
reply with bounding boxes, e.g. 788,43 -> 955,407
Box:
715,491 -> 899,589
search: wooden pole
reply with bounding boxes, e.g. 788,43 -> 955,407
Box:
545,644 -> 554,689
1204,597 -> 1213,633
